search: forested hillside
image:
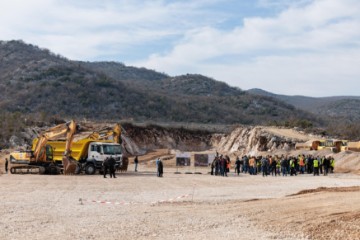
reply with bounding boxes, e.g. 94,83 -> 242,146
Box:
6,40 -> 360,146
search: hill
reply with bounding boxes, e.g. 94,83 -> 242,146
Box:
248,88 -> 360,122
0,40 -> 318,126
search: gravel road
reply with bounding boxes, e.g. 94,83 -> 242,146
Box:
1,167 -> 359,240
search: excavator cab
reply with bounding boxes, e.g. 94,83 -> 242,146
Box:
45,145 -> 54,162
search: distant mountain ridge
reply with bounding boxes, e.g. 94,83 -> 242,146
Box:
0,40 -> 321,126
247,88 -> 360,122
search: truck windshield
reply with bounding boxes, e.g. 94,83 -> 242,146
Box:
103,145 -> 122,155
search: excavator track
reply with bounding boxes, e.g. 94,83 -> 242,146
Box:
10,166 -> 46,175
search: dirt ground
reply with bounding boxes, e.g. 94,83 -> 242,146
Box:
1,151 -> 360,240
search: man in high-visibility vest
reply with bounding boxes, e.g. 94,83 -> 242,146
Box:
330,157 -> 335,173
313,157 -> 319,176
289,158 -> 296,176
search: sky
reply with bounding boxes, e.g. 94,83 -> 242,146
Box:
1,0 -> 360,97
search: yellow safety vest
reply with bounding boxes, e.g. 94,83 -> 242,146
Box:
313,159 -> 319,168
331,159 -> 335,167
290,160 -> 295,168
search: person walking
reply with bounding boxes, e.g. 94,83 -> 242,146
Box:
5,158 -> 9,174
134,156 -> 139,172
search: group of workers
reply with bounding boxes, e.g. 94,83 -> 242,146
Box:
210,155 -> 232,176
211,154 -> 335,177
232,154 -> 335,176
102,156 -> 117,178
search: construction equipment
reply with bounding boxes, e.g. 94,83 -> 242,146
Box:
45,123 -> 124,175
48,138 -> 123,175
84,123 -> 144,172
9,120 -> 78,174
295,139 -> 348,153
86,123 -> 121,143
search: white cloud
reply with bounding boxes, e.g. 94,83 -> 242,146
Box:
0,0 -> 360,96
134,0 -> 360,96
0,0 -> 222,59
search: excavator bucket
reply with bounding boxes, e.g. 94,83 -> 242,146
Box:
63,156 -> 78,175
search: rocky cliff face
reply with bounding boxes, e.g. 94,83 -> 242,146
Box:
213,126 -> 315,156
122,124 -> 213,153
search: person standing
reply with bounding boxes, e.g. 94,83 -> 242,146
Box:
299,155 -> 305,174
235,156 -> 241,176
134,156 -> 139,172
281,157 -> 287,176
5,158 -> 9,174
323,156 -> 330,176
210,157 -> 216,175
243,155 -> 249,173
103,157 -> 109,178
261,156 -> 268,177
220,156 -> 225,176
271,157 -> 277,176
108,156 -> 116,178
249,156 -> 255,175
313,157 -> 319,176
330,157 -> 335,173
157,159 -> 163,177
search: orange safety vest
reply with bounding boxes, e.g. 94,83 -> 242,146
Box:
299,158 -> 305,166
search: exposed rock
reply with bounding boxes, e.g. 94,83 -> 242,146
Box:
9,135 -> 22,148
214,126 -> 316,156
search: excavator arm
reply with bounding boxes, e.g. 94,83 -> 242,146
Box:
10,120 -> 77,175
86,123 -> 121,143
33,120 -> 77,162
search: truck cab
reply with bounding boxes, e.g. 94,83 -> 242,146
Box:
82,142 -> 123,174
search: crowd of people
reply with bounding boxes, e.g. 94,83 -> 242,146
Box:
211,154 -> 335,177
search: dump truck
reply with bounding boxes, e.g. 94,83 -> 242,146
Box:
47,138 -> 123,174
9,120 -> 78,174
295,139 -> 348,153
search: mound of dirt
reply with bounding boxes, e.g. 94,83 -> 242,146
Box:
288,186 -> 360,196
334,151 -> 360,174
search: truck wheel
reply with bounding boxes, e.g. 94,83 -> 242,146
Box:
85,164 -> 96,175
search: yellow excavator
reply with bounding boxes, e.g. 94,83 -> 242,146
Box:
9,120 -> 78,174
86,123 -> 121,143
43,123 -> 124,175
85,123 -> 144,156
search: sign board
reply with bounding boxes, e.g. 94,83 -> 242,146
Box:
176,152 -> 191,166
194,154 -> 209,167
194,153 -> 217,167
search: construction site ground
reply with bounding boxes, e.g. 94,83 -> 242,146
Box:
1,154 -> 360,240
